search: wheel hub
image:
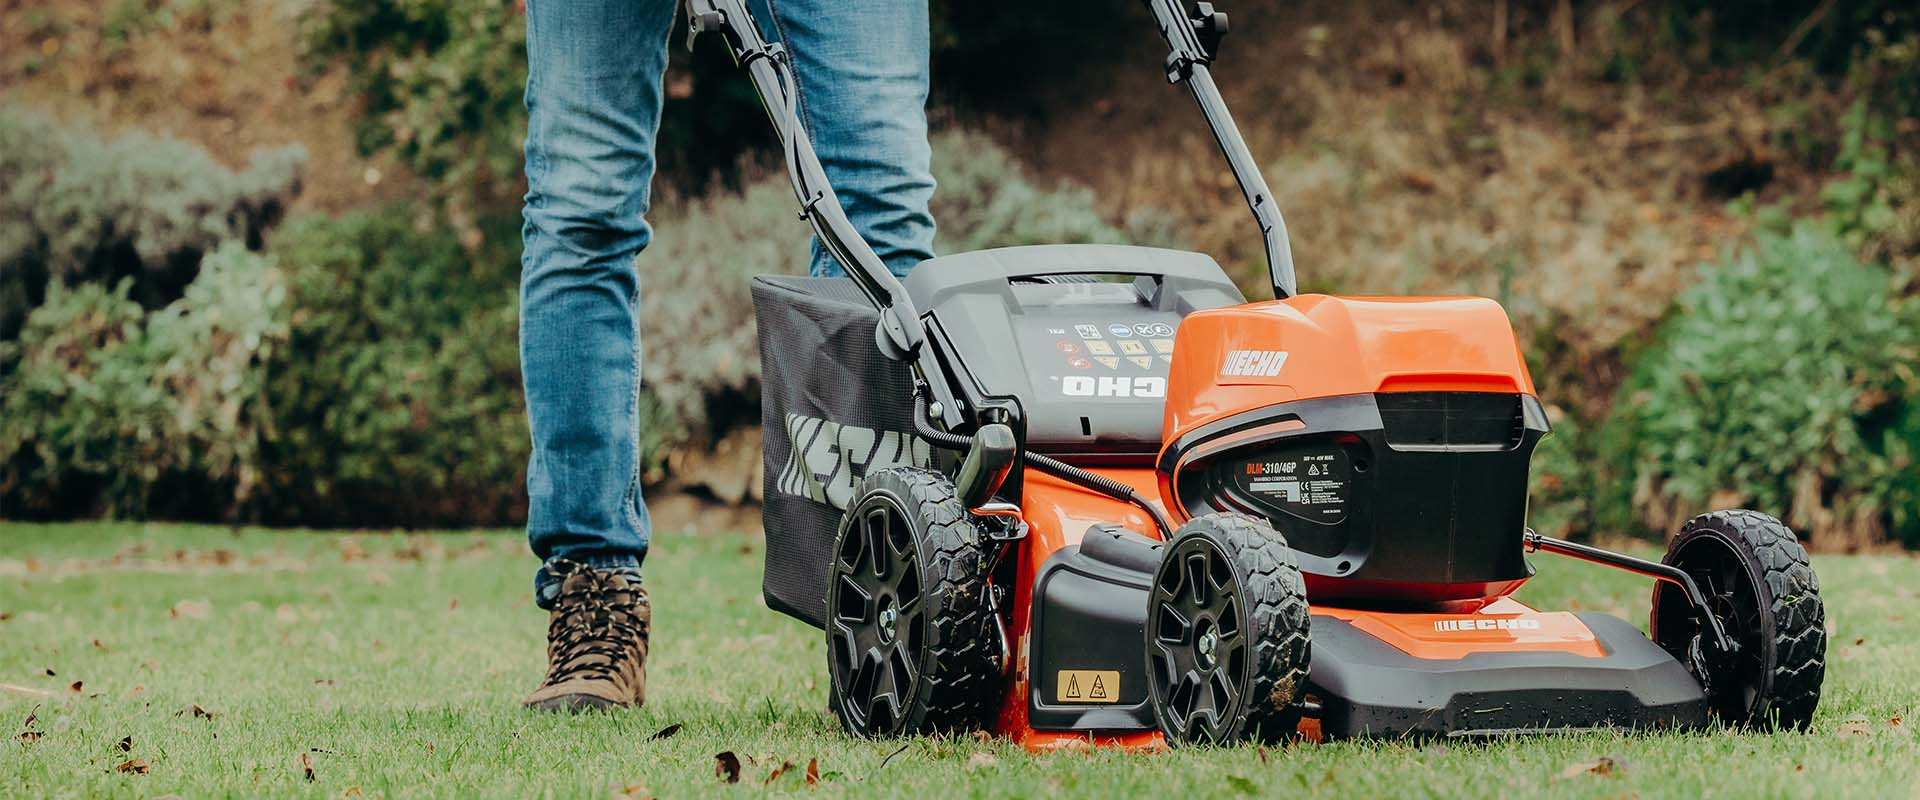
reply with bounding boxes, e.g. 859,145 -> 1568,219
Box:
1196,621 -> 1219,669
877,599 -> 899,644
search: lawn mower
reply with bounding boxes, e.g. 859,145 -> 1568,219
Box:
697,0 -> 1829,747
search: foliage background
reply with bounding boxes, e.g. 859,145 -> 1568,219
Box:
2,0 -> 1917,548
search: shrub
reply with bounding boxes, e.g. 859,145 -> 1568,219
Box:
259,211 -> 528,527
1599,222 -> 1920,549
0,243 -> 288,518
0,108 -> 303,342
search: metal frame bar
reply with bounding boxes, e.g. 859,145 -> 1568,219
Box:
1524,530 -> 1735,653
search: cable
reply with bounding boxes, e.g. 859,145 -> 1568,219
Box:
912,393 -> 1175,537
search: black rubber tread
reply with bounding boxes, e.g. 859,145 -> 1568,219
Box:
1652,509 -> 1827,730
825,467 -> 1001,736
1149,512 -> 1312,744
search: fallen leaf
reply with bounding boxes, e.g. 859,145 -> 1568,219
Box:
1558,756 -> 1626,779
116,735 -> 133,752
805,758 -> 820,786
969,730 -> 992,743
646,723 -> 682,741
43,668 -> 55,677
171,599 -> 211,620
22,705 -> 37,729
175,704 -> 214,719
301,751 -> 316,781
68,681 -> 83,694
92,639 -> 107,651
341,787 -> 363,798
17,731 -> 40,743
763,760 -> 794,784
608,781 -> 650,800
965,752 -> 997,771
114,758 -> 150,775
714,751 -> 741,784
0,611 -> 12,622
314,679 -> 335,687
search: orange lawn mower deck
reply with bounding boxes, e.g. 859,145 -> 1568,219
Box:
694,0 -> 1830,747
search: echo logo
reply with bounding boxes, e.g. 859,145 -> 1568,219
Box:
1061,375 -> 1166,399
1221,349 -> 1289,378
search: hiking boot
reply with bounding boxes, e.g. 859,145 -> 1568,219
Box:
524,560 -> 651,712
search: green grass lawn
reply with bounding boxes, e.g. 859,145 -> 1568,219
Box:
2,522 -> 1916,799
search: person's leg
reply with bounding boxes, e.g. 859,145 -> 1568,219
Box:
763,0 -> 936,278
519,0 -> 674,711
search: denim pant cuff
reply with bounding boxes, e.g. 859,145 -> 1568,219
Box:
534,553 -> 644,610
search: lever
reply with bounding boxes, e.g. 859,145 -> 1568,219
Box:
955,423 -> 1018,510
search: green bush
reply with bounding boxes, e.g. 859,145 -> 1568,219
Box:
259,211 -> 528,527
0,108 -> 304,342
0,243 -> 288,519
1599,222 -> 1920,548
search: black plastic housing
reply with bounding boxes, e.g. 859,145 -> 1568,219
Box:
1160,392 -> 1551,604
903,245 -> 1243,465
1308,613 -> 1709,738
1025,525 -> 1164,732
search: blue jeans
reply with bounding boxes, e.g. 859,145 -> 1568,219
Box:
520,0 -> 934,606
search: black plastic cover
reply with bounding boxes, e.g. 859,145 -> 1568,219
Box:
1308,613 -> 1709,738
903,245 -> 1243,463
1026,525 -> 1164,732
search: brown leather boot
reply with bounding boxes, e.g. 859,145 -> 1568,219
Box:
523,560 -> 650,712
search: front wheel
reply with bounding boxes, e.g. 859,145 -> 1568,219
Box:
824,467 -> 1000,737
1145,513 -> 1311,745
1650,509 -> 1827,730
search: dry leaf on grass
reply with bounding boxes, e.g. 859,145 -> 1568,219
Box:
17,731 -> 40,743
68,681 -> 83,694
1558,756 -> 1626,779
92,639 -> 107,651
301,751 -> 316,782
646,723 -> 682,741
341,787 -> 364,798
116,735 -> 133,752
608,781 -> 651,800
113,758 -> 150,775
763,760 -> 794,784
175,704 -> 214,719
805,758 -> 820,786
1836,718 -> 1874,736
171,599 -> 212,620
714,751 -> 741,784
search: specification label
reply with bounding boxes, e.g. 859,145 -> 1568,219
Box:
1235,448 -> 1350,523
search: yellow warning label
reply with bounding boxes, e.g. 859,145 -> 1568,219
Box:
1056,670 -> 1121,704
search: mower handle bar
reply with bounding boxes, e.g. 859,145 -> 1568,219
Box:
687,0 -> 1299,353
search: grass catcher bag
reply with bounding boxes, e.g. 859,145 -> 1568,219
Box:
752,276 -> 932,628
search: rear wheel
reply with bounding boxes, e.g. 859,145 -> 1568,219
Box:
825,468 -> 999,737
1146,513 -> 1311,745
1650,510 -> 1826,730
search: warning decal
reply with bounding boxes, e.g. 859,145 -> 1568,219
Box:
1235,448 -> 1351,523
1055,669 -> 1121,704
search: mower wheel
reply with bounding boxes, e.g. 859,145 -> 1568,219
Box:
1651,509 -> 1827,730
1146,512 -> 1311,745
824,467 -> 1000,737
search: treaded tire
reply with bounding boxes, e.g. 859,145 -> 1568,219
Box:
1146,512 -> 1311,745
824,467 -> 1000,737
1651,509 -> 1826,730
